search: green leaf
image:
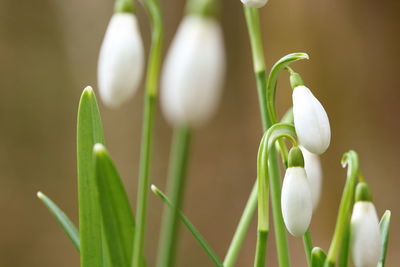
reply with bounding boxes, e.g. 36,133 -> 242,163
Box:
377,210 -> 391,267
77,86 -> 105,267
151,185 -> 223,267
93,144 -> 135,267
37,191 -> 80,251
311,247 -> 327,267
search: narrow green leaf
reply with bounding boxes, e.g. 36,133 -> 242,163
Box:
94,144 -> 135,267
151,185 -> 223,267
37,191 -> 80,251
311,247 -> 327,267
77,86 -> 105,267
377,210 -> 391,267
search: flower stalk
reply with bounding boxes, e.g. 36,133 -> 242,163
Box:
132,0 -> 163,265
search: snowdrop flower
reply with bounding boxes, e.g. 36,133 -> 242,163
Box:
241,0 -> 268,8
351,183 -> 381,267
292,84 -> 331,155
161,14 -> 225,127
98,12 -> 144,108
300,146 -> 322,211
281,147 -> 313,237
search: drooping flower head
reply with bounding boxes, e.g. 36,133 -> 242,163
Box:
351,183 -> 381,267
281,147 -> 313,237
97,1 -> 144,108
160,11 -> 225,127
290,71 -> 331,154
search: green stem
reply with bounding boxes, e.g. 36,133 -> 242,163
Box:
303,231 -> 313,266
156,127 -> 192,267
254,231 -> 268,267
224,6 -> 297,267
324,151 -> 359,267
268,147 -> 291,267
152,185 -> 223,267
132,0 -> 163,265
132,93 -> 156,267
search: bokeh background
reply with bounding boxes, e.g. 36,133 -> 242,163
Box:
1,0 -> 399,266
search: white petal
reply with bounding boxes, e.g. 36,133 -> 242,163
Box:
281,167 -> 313,237
161,15 -> 225,127
241,0 -> 268,8
98,13 -> 144,108
292,86 -> 331,154
300,146 -> 322,211
351,202 -> 381,267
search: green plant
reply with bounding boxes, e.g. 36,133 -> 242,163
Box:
37,0 -> 391,266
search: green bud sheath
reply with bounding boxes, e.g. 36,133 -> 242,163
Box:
355,182 -> 373,202
114,0 -> 134,14
288,146 -> 305,168
289,71 -> 304,90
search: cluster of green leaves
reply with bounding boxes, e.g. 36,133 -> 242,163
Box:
38,87 -> 223,267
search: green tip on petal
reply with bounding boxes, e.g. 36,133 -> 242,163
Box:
288,146 -> 304,168
355,182 -> 373,202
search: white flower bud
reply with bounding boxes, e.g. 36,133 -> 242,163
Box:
300,146 -> 322,211
292,86 -> 331,155
351,201 -> 381,267
161,15 -> 225,127
281,167 -> 313,237
98,13 -> 144,108
240,0 -> 268,8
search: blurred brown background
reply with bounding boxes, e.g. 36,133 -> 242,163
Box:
1,0 -> 399,266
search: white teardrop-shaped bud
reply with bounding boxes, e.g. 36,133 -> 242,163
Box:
300,146 -> 322,211
240,0 -> 268,8
98,13 -> 144,108
281,167 -> 313,237
350,201 -> 381,267
292,86 -> 331,155
161,15 -> 225,127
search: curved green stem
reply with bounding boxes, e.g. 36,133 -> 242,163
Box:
225,7 -> 307,267
132,0 -> 163,266
324,151 -> 359,267
253,124 -> 297,267
266,53 -> 309,123
156,127 -> 192,267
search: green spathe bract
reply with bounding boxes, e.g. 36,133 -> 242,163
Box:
77,86 -> 105,267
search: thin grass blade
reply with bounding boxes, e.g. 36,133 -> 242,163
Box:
151,185 -> 223,267
37,191 -> 80,251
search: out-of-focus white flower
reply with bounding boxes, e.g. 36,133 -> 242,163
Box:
351,201 -> 381,267
98,13 -> 144,108
240,0 -> 268,8
292,85 -> 331,155
160,15 -> 225,127
300,146 -> 322,211
281,166 -> 313,237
